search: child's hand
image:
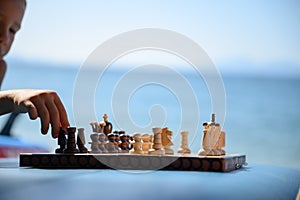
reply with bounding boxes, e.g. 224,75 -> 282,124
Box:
0,89 -> 70,138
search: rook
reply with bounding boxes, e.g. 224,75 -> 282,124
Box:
177,131 -> 191,155
55,128 -> 67,153
64,127 -> 80,153
148,128 -> 165,155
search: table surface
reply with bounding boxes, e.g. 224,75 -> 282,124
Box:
0,158 -> 299,200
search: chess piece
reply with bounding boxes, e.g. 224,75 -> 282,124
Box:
149,134 -> 154,149
161,127 -> 174,155
90,122 -> 98,132
102,114 -> 113,136
89,133 -> 101,153
77,128 -> 88,153
141,133 -> 151,154
198,114 -> 226,156
90,121 -> 104,133
126,134 -> 133,150
98,133 -> 108,153
148,128 -> 165,155
63,127 -> 80,153
55,128 -> 67,153
177,131 -> 191,154
107,133 -> 118,153
130,133 -> 143,154
216,130 -> 226,155
98,121 -> 105,133
119,133 -> 131,153
118,130 -> 127,149
113,131 -> 121,152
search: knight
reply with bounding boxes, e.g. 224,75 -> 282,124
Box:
198,113 -> 225,156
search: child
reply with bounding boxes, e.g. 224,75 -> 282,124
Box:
0,0 -> 70,138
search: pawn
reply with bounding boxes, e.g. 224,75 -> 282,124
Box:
119,130 -> 125,135
130,133 -> 143,154
177,131 -> 191,155
89,133 -> 101,153
119,133 -> 130,153
98,133 -> 108,153
55,128 -> 67,153
141,134 -> 151,154
64,127 -> 80,153
126,135 -> 133,150
106,133 -> 118,153
113,131 -> 121,152
118,131 -> 127,150
77,128 -> 88,153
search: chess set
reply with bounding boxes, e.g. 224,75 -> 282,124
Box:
19,114 -> 246,172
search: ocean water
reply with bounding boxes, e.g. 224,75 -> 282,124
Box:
1,60 -> 300,169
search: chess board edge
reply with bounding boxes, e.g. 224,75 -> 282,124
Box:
19,153 -> 246,172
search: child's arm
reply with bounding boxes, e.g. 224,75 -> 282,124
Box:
0,89 -> 70,138
0,60 -> 7,89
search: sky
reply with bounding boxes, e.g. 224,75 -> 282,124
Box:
8,0 -> 300,71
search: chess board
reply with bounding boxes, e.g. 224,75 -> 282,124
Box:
19,153 -> 246,172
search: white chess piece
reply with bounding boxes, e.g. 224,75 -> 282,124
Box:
89,122 -> 98,132
141,133 -> 151,154
90,121 -> 104,133
216,130 -> 226,155
148,127 -> 165,155
177,131 -> 191,154
89,132 -> 101,153
161,128 -> 174,155
130,133 -> 143,154
98,121 -> 105,133
98,133 -> 108,153
77,128 -> 86,144
198,114 -> 226,156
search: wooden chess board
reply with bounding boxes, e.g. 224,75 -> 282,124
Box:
19,153 -> 246,172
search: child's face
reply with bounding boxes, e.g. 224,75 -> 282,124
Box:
0,0 -> 26,60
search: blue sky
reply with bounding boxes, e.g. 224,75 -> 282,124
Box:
8,0 -> 300,71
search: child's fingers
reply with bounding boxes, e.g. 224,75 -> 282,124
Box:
23,100 -> 38,119
46,100 -> 60,138
36,103 -> 50,135
54,96 -> 70,128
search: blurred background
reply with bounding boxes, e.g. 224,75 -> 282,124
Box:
0,0 -> 299,169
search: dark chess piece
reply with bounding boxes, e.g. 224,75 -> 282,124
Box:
55,128 -> 67,153
63,127 -> 80,153
119,130 -> 125,135
119,133 -> 131,153
102,114 -> 113,136
107,133 -> 118,153
77,128 -> 88,153
113,131 -> 121,152
126,135 -> 133,150
89,133 -> 101,153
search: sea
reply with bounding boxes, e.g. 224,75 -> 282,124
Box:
1,59 -> 300,169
